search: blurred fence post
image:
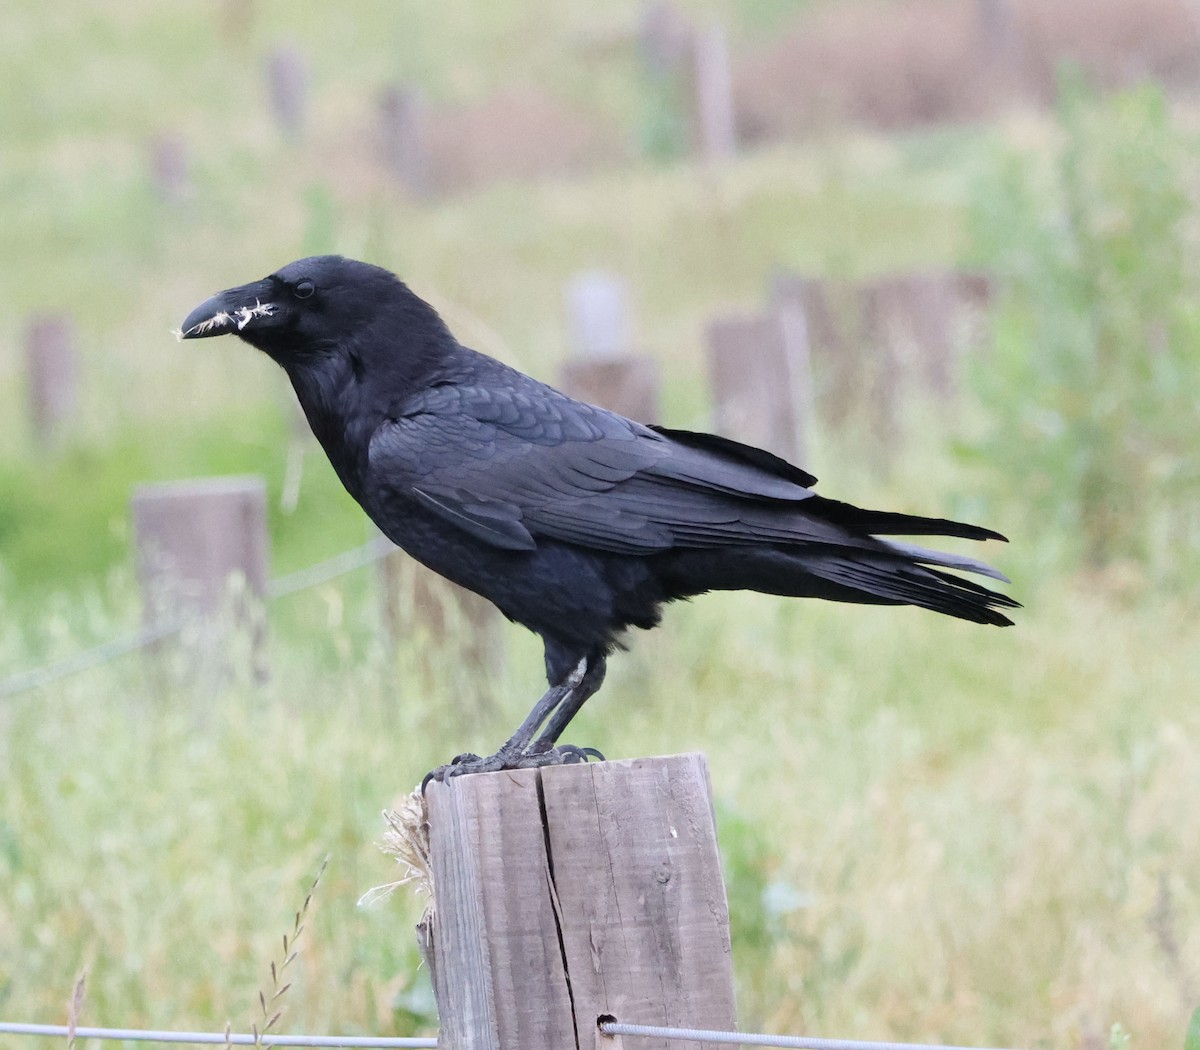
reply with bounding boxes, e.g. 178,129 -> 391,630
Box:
149,133 -> 193,204
857,281 -> 900,462
638,0 -> 693,159
977,0 -> 1018,68
564,271 -> 632,359
380,85 -> 431,197
558,271 -> 661,422
771,274 -> 859,429
862,273 -> 959,400
559,356 -> 661,423
690,21 -> 736,161
266,45 -> 309,140
772,270 -> 991,444
131,476 -> 270,682
421,753 -> 737,1050
24,313 -> 78,449
638,0 -> 691,78
705,310 -> 810,465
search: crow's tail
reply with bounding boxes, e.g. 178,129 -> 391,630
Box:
714,495 -> 1018,626
782,496 -> 1018,626
794,547 -> 1019,626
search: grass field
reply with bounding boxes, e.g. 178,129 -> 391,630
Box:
2,3 -> 1199,1049
4,568 -> 1199,1049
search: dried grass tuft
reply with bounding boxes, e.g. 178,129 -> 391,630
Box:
359,791 -> 435,922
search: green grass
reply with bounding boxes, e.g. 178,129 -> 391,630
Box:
3,1 -> 1199,1048
2,571 -> 1198,1049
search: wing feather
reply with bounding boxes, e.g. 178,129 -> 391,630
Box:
367,377 -> 828,556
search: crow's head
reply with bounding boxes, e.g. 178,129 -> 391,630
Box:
179,255 -> 429,366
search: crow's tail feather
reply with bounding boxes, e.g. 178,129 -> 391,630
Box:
812,497 -> 1009,543
798,549 -> 1019,626
877,538 -> 1011,583
787,494 -> 1019,624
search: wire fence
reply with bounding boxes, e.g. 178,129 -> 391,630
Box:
597,1020 -> 1028,1050
0,1019 -> 1031,1050
2,415 -> 1029,1050
1,534 -> 1034,1050
0,538 -> 397,702
266,538 -> 394,600
0,620 -> 184,701
0,1024 -> 435,1048
0,356 -> 723,707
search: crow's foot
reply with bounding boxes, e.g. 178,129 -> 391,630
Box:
421,743 -> 605,792
537,743 -> 605,763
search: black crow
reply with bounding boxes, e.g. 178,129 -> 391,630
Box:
181,255 -> 1016,779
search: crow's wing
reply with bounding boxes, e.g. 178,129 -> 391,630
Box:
366,381 -> 824,555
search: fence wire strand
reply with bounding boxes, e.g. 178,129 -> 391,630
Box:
2,503 -> 1025,1050
0,538 -> 397,701
0,1023 -> 435,1048
0,620 -> 183,701
266,538 -> 395,600
0,1020 -> 1029,1050
597,1020 -> 1027,1050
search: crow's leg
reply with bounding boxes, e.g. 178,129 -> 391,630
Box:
422,657 -> 598,789
495,657 -> 590,755
530,652 -> 607,749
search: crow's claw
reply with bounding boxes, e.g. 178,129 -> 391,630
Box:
554,744 -> 606,764
421,751 -> 510,792
421,743 -> 605,792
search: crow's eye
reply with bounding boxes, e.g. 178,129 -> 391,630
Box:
294,280 -> 316,299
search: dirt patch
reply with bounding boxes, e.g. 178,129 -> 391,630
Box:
735,0 -> 1200,138
427,86 -> 627,192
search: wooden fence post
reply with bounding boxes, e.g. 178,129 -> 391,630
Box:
638,0 -> 691,78
131,476 -> 270,680
772,270 -> 991,462
266,45 -> 309,140
861,273 -> 960,400
24,313 -> 78,449
564,271 -> 632,360
855,281 -> 901,469
977,0 -> 1019,93
380,84 -> 431,196
770,274 -> 862,429
706,310 -> 810,465
559,272 -> 661,422
422,753 -> 737,1050
149,133 -> 192,204
690,21 -> 736,161
559,356 -> 661,423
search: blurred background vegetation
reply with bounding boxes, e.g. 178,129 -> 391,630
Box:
2,1 -> 1200,1048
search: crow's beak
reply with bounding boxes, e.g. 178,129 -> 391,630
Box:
178,279 -> 278,340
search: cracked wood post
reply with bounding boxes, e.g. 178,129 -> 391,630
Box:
422,753 -> 736,1050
